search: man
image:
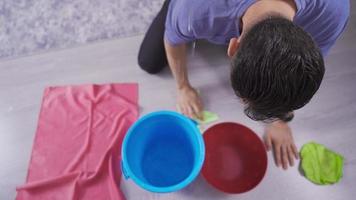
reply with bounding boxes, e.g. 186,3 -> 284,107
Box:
137,0 -> 350,170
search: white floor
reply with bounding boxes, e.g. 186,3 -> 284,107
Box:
1,12 -> 356,200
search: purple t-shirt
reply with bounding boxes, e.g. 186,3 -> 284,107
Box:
164,0 -> 350,56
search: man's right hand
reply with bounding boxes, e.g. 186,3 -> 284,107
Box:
177,85 -> 203,119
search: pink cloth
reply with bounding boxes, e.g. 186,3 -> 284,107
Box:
16,84 -> 138,200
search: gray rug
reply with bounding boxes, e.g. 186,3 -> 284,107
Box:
0,0 -> 163,59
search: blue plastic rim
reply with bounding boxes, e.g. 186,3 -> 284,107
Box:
121,110 -> 205,193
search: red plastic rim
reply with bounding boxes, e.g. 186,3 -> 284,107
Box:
202,122 -> 267,194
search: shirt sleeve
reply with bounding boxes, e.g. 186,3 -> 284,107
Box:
318,18 -> 349,56
164,28 -> 194,46
316,2 -> 350,56
164,2 -> 195,45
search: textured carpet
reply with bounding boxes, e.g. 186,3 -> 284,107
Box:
0,0 -> 163,59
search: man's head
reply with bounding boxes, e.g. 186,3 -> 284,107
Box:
229,17 -> 325,122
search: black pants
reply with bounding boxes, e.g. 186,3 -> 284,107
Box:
138,0 -> 170,74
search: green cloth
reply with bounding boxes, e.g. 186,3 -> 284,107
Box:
175,105 -> 219,125
194,111 -> 219,124
300,142 -> 344,185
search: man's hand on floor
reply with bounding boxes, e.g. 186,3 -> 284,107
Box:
177,85 -> 203,119
264,120 -> 299,170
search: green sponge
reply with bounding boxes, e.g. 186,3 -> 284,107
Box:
300,142 -> 344,185
194,111 -> 219,124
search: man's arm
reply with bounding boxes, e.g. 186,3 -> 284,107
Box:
164,40 -> 203,119
164,40 -> 189,90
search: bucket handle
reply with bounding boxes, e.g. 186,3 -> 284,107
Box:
121,161 -> 129,179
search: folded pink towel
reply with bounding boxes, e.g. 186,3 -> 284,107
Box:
16,83 -> 138,200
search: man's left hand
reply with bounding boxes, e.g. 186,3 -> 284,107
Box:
264,120 -> 299,170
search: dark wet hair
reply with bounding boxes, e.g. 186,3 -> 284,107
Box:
231,17 -> 325,122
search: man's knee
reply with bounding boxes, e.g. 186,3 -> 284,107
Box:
138,58 -> 165,74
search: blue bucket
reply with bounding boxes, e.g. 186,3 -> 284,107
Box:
121,110 -> 205,193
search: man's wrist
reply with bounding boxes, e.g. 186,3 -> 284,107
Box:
177,82 -> 191,90
267,120 -> 290,130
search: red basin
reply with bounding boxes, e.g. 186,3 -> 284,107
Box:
202,122 -> 267,193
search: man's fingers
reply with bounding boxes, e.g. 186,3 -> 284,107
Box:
182,104 -> 192,118
292,143 -> 299,159
274,144 -> 282,167
186,105 -> 194,118
177,104 -> 183,113
180,105 -> 187,116
282,145 -> 288,170
287,145 -> 295,167
264,134 -> 272,151
192,103 -> 203,120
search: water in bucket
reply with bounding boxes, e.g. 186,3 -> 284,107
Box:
122,111 -> 204,192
